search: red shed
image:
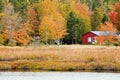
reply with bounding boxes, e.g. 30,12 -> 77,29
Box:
82,31 -> 119,44
82,31 -> 97,44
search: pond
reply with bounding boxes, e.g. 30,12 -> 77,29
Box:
0,72 -> 120,80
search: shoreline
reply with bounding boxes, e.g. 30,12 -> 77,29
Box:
0,61 -> 120,72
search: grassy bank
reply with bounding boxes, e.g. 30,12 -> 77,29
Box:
0,45 -> 120,72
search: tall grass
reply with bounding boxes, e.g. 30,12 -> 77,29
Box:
0,45 -> 120,71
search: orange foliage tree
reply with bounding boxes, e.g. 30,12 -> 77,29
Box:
74,2 -> 90,18
14,24 -> 31,46
3,24 -> 31,46
1,3 -> 23,46
98,22 -> 118,45
1,3 -> 31,46
99,22 -> 116,31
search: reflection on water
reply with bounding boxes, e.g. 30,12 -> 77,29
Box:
0,72 -> 120,80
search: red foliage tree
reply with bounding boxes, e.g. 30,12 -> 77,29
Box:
109,11 -> 117,24
28,8 -> 39,36
109,3 -> 120,31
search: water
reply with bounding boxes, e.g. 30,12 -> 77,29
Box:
0,72 -> 120,80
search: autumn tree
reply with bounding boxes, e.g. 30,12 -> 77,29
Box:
9,0 -> 28,21
29,0 -> 40,4
91,8 -> 104,30
109,2 -> 120,31
63,1 -> 91,44
99,22 -> 116,31
26,7 -> 40,46
0,0 -> 4,13
98,22 -> 118,45
0,34 -> 4,46
14,24 -> 31,46
37,0 -> 67,45
58,1 -> 71,19
1,3 -> 22,46
75,2 -> 90,18
109,11 -> 117,25
0,0 -> 4,30
28,8 -> 39,37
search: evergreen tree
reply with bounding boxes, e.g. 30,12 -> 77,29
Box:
64,12 -> 77,44
91,8 -> 103,30
64,11 -> 91,44
102,14 -> 109,23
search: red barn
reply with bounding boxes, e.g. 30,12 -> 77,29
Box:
82,31 -> 118,44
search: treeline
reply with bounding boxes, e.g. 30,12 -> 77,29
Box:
0,0 -> 120,46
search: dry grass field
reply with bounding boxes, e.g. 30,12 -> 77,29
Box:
0,45 -> 120,72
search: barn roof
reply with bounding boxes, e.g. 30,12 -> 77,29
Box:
91,31 -> 118,36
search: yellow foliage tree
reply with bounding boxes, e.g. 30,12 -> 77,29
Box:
38,0 -> 67,45
37,0 -> 58,17
39,15 -> 66,45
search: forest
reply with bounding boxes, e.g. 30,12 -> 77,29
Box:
0,0 -> 120,46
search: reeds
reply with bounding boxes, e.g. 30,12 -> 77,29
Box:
0,45 -> 120,71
